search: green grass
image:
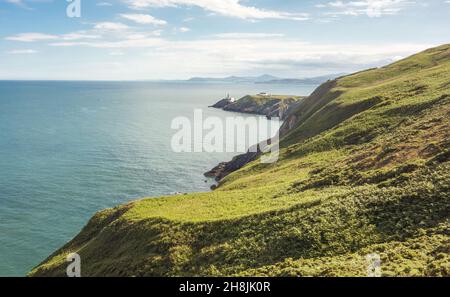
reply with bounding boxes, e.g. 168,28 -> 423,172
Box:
239,94 -> 303,104
30,44 -> 450,277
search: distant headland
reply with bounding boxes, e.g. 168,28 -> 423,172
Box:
210,93 -> 305,120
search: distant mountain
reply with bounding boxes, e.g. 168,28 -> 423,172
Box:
187,74 -> 279,83
187,74 -> 345,84
256,73 -> 347,85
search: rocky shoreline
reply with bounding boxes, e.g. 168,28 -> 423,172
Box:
210,94 -> 304,120
204,149 -> 260,185
205,94 -> 304,185
205,94 -> 298,185
205,82 -> 337,186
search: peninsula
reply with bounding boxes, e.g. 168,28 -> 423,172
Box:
211,93 -> 305,120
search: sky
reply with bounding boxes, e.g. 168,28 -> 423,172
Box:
0,0 -> 449,80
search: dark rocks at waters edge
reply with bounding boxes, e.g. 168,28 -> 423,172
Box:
204,162 -> 228,179
205,150 -> 260,182
210,97 -> 234,109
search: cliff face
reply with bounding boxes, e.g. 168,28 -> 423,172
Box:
211,94 -> 304,120
205,94 -> 307,181
204,148 -> 260,182
31,45 -> 450,277
206,81 -> 339,183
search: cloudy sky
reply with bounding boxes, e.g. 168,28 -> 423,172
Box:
0,0 -> 449,80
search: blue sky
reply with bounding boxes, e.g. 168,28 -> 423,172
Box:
0,0 -> 449,80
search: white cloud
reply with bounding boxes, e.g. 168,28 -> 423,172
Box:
123,0 -> 309,20
5,33 -> 58,42
44,30 -> 431,78
6,21 -> 161,49
94,22 -> 130,31
5,29 -> 433,80
47,24 -> 162,48
7,49 -> 37,54
120,13 -> 167,25
49,38 -> 165,49
61,32 -> 101,41
318,0 -> 414,17
109,51 -> 125,56
147,41 -> 432,79
5,32 -> 101,42
5,0 -> 52,10
5,0 -> 23,4
3,2 -> 434,80
26,22 -> 429,76
5,0 -> 29,9
214,33 -> 285,39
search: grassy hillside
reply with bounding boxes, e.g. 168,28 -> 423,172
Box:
30,45 -> 450,277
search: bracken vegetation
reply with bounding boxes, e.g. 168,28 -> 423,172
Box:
30,44 -> 450,277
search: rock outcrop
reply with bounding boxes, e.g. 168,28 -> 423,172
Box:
205,149 -> 260,182
211,94 -> 304,120
205,95 -> 307,183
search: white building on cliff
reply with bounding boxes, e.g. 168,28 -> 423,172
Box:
226,93 -> 236,102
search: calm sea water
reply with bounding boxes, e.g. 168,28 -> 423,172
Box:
0,81 -> 317,276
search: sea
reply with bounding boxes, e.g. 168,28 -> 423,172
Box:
0,81 -> 317,276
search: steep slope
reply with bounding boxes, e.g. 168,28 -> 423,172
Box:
30,45 -> 450,277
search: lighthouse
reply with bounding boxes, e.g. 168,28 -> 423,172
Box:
226,93 -> 236,103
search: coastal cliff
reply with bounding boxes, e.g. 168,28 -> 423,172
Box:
204,146 -> 260,182
205,81 -> 339,182
30,45 -> 450,277
211,94 -> 304,120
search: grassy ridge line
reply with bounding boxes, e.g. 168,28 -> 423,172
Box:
237,94 -> 303,103
30,44 -> 450,277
